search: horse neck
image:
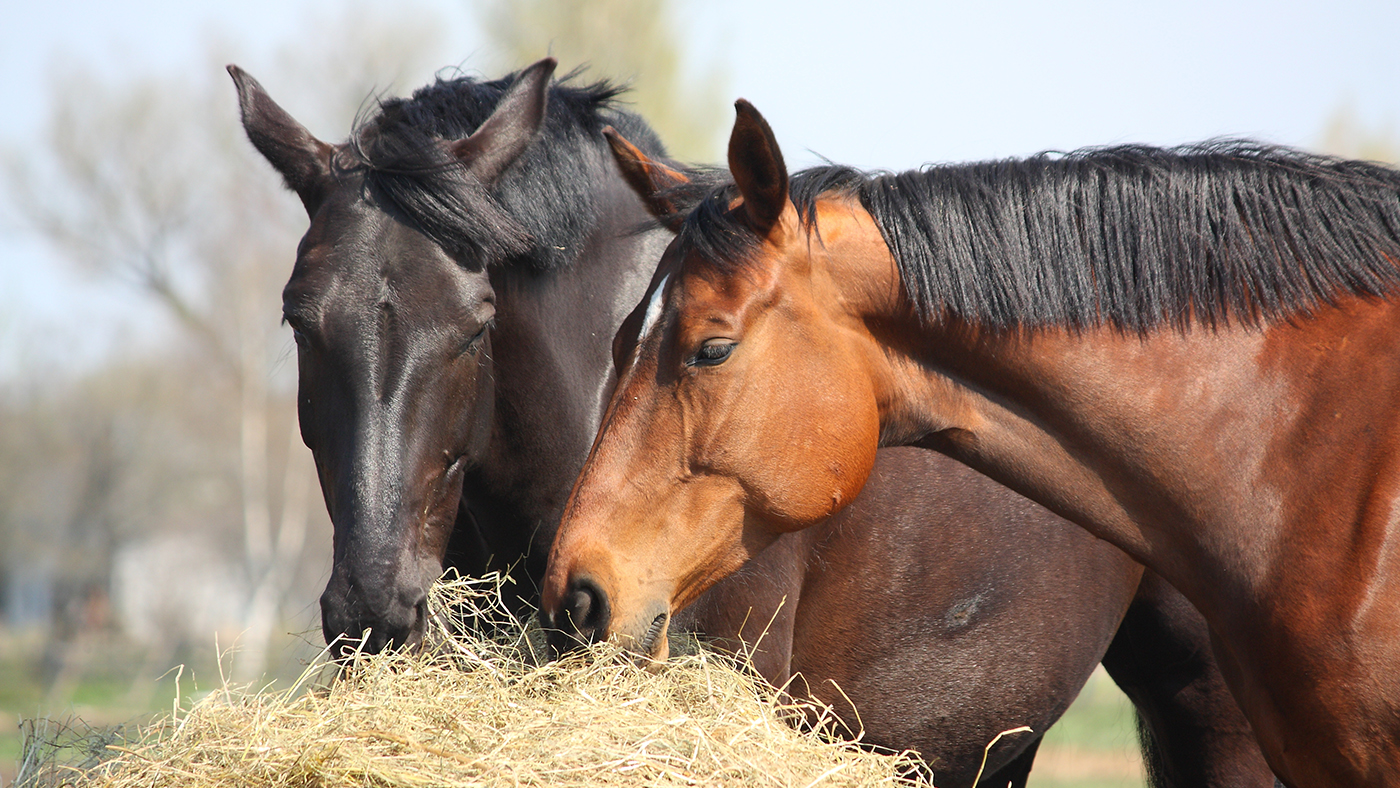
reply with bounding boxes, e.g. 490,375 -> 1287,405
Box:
813,212 -> 1255,620
874,293 -> 1400,617
805,194 -> 1275,610
471,172 -> 669,552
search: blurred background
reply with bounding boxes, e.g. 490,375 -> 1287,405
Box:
1,1 -> 1396,785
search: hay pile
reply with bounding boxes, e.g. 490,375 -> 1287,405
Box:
73,575 -> 922,787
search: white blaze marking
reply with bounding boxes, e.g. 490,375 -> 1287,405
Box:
638,273 -> 670,341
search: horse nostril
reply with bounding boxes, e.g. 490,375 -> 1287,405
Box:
638,611 -> 668,656
563,576 -> 610,642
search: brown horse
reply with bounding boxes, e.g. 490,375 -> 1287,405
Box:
543,100 -> 1400,787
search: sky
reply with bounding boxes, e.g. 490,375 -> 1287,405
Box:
2,0 -> 1398,379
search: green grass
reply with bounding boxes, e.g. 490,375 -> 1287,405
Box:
1028,667 -> 1147,788
0,647 -> 178,785
0,627 -> 325,785
0,657 -> 36,781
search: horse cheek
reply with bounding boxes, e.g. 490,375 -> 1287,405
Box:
826,398 -> 881,517
768,392 -> 880,529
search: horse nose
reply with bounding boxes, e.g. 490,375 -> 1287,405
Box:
558,575 -> 611,646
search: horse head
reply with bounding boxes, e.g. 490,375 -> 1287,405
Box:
543,102 -> 890,658
230,59 -> 555,655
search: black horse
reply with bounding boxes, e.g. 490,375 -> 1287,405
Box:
229,59 -> 1272,785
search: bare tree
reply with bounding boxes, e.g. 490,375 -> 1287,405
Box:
3,7 -> 454,682
475,0 -> 727,161
1318,103 -> 1399,163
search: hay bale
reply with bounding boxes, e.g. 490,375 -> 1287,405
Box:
79,575 -> 922,787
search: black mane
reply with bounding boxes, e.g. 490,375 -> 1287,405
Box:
679,142 -> 1400,331
345,69 -> 667,270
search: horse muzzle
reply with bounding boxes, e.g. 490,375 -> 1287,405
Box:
541,575 -> 671,663
320,582 -> 427,659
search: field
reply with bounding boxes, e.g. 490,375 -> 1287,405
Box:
1029,667 -> 1146,787
0,627 -> 323,786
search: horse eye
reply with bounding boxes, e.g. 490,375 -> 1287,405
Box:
461,320 -> 494,356
689,340 -> 736,367
284,317 -> 309,347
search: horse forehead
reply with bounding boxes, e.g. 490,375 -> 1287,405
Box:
675,260 -> 780,323
292,194 -> 491,318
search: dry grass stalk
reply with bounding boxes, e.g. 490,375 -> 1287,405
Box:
77,574 -> 921,787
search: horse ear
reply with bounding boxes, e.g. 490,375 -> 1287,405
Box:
227,65 -> 334,217
728,99 -> 789,234
448,57 -> 557,186
603,127 -> 690,232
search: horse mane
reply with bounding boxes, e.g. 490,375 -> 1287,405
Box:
679,142 -> 1400,331
344,68 -> 667,271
